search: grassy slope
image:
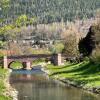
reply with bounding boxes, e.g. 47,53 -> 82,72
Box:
46,61 -> 100,88
0,68 -> 11,100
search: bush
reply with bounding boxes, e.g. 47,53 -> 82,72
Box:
91,47 -> 100,64
63,34 -> 79,57
90,24 -> 100,64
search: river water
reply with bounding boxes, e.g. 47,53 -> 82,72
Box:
9,67 -> 100,100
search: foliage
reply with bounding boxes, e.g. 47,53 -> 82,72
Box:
32,48 -> 51,54
0,41 -> 6,49
15,15 -> 28,27
63,33 -> 79,56
0,0 -> 100,25
0,68 -> 11,100
32,58 -> 45,66
49,42 -> 64,54
90,24 -> 100,64
0,0 -> 10,10
92,47 -> 100,64
0,24 -> 16,42
29,17 -> 37,25
53,42 -> 64,53
79,24 -> 100,64
78,27 -> 95,56
0,95 -> 11,100
0,25 -> 14,35
91,24 -> 100,44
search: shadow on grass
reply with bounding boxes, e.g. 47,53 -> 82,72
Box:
49,62 -> 100,87
51,63 -> 89,76
47,63 -> 76,70
80,64 -> 100,75
51,62 -> 100,76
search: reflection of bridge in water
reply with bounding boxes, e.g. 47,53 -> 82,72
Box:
3,54 -> 63,70
10,74 -> 48,83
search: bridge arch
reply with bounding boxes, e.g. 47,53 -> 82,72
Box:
8,61 -> 23,69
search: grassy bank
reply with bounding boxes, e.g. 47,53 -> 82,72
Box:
32,59 -> 46,66
0,68 -> 11,100
45,61 -> 100,93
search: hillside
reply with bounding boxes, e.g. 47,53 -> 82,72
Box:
0,0 -> 100,25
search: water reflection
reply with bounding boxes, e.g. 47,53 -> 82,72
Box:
9,69 -> 100,100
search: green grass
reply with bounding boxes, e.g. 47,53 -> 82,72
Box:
46,61 -> 100,88
32,48 -> 51,54
10,62 -> 22,69
0,68 -> 11,100
32,59 -> 45,66
52,43 -> 64,53
0,95 -> 11,100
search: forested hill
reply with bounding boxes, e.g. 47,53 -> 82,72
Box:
0,0 -> 100,24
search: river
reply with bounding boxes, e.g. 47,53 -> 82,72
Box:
9,67 -> 100,100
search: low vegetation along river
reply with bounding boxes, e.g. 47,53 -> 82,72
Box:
9,66 -> 100,100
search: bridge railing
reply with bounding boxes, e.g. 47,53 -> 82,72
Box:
7,54 -> 52,59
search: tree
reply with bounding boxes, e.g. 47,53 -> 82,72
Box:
90,24 -> 100,64
78,23 -> 100,64
0,0 -> 10,10
63,33 -> 79,57
0,0 -> 99,25
78,26 -> 95,57
15,15 -> 28,27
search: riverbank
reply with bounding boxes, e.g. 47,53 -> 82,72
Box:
43,61 -> 100,94
0,68 -> 18,100
0,68 -> 12,100
0,59 -> 46,100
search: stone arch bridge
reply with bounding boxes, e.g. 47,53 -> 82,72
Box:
2,54 -> 63,70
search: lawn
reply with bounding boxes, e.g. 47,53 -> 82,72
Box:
9,62 -> 22,69
46,61 -> 100,89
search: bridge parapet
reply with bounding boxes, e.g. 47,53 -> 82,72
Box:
52,54 -> 64,66
3,54 -> 63,70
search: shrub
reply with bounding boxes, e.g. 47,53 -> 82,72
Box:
63,33 -> 79,57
